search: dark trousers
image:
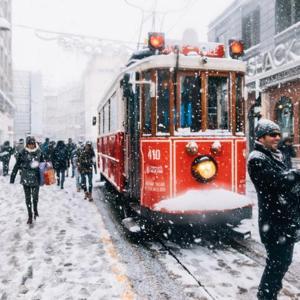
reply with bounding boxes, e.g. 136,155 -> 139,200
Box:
81,172 -> 93,193
258,241 -> 294,300
23,185 -> 40,218
56,169 -> 65,188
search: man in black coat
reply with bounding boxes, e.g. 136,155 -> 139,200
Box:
10,136 -> 44,225
248,119 -> 300,300
52,140 -> 68,189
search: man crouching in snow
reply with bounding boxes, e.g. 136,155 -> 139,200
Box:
248,119 -> 300,300
10,136 -> 44,225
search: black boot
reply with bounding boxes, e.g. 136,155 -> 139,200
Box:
27,216 -> 33,224
34,210 -> 39,220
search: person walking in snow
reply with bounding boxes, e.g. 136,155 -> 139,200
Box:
0,141 -> 14,176
71,142 -> 83,192
10,136 -> 44,225
247,119 -> 300,300
66,138 -> 76,177
78,141 -> 97,201
52,140 -> 68,189
14,138 -> 25,160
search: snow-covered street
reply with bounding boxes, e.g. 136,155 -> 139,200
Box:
0,174 -> 134,299
1,167 -> 300,300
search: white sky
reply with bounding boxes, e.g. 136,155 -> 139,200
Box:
12,0 -> 235,87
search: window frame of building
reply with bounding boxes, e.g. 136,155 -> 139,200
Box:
242,7 -> 260,50
275,0 -> 300,34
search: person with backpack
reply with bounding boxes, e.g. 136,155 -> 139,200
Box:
52,140 -> 68,189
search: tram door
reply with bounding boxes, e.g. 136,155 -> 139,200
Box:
123,72 -> 141,201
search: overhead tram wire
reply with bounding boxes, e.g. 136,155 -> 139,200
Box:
13,24 -> 141,50
165,0 -> 198,34
123,0 -> 194,48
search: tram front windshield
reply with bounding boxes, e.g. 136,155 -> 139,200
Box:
142,70 -> 243,136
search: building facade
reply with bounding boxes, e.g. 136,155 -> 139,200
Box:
13,71 -> 43,141
208,0 -> 300,155
43,84 -> 85,141
0,0 -> 13,144
83,50 -> 129,143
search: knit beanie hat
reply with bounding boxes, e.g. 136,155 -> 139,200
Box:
255,119 -> 281,139
26,136 -> 36,145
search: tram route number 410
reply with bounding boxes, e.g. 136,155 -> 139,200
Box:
148,149 -> 161,160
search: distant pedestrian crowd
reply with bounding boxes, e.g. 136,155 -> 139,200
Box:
0,136 -> 97,225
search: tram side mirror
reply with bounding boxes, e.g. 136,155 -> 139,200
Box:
92,116 -> 97,126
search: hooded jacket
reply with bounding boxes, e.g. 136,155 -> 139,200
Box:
10,144 -> 43,186
248,142 -> 300,244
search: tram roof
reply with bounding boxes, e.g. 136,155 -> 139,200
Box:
97,53 -> 246,111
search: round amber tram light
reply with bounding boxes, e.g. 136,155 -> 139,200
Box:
191,156 -> 218,182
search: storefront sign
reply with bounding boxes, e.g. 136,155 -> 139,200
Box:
247,39 -> 300,76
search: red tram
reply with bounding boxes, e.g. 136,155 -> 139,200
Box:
96,33 -> 253,226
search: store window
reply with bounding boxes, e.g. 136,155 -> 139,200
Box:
276,97 -> 294,138
276,0 -> 300,33
242,8 -> 260,50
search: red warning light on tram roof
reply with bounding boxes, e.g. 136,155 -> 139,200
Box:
229,40 -> 244,58
148,32 -> 165,51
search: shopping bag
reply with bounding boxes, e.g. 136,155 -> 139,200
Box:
39,162 -> 47,186
44,167 -> 56,185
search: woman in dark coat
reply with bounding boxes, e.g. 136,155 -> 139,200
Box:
52,140 -> 68,189
248,119 -> 300,300
10,136 -> 44,224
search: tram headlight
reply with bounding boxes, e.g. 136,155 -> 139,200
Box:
191,156 -> 217,182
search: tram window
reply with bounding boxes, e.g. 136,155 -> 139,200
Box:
98,112 -> 101,135
110,94 -> 118,132
102,107 -> 105,134
143,71 -> 152,134
236,75 -> 245,133
157,70 -> 170,134
108,99 -> 111,132
104,102 -> 109,133
208,76 -> 229,130
180,74 -> 201,132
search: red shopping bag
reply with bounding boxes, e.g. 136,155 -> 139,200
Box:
44,168 -> 56,185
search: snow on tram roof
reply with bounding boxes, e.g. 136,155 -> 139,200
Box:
126,53 -> 246,73
97,53 -> 246,111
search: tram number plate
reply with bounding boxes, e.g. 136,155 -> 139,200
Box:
147,149 -> 161,160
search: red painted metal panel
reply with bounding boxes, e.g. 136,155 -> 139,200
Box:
140,140 -> 171,209
98,132 -> 125,191
173,139 -> 233,195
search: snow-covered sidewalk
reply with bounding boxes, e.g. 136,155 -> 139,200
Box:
0,174 -> 135,299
